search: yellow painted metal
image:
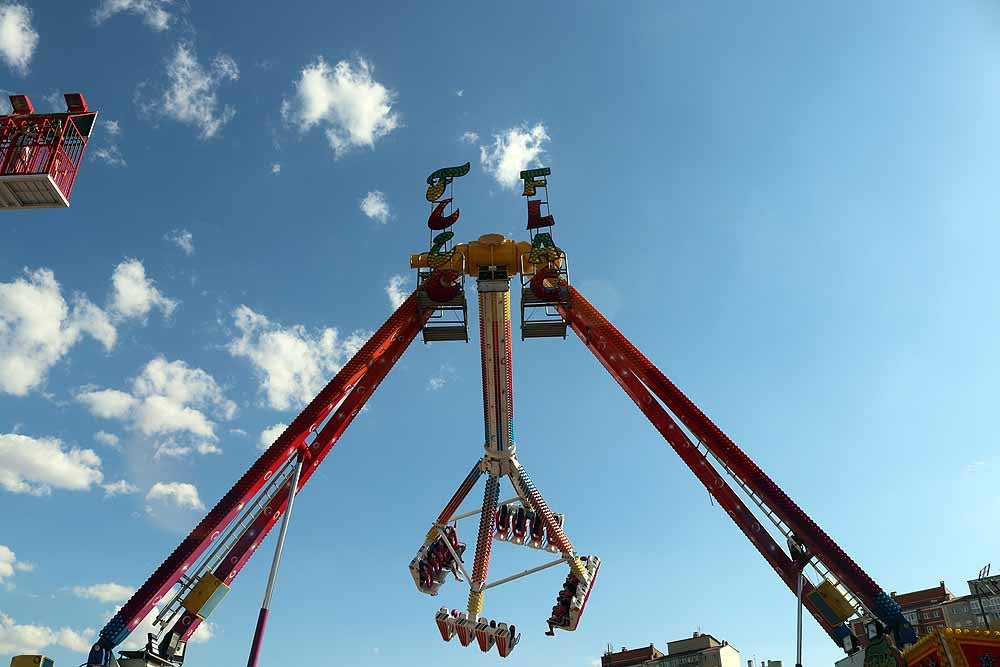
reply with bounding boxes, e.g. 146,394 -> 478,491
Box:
813,579 -> 856,623
181,572 -> 229,618
468,589 -> 485,618
11,657 -> 47,667
569,556 -> 588,580
411,235 -> 534,276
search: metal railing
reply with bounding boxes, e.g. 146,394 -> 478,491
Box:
153,453 -> 301,635
688,435 -> 869,622
0,114 -> 86,197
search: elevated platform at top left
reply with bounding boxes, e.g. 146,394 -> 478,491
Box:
0,93 -> 97,210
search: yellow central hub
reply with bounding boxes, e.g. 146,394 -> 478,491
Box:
412,233 -> 560,277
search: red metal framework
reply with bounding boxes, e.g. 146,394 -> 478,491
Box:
0,93 -> 97,209
79,162 -> 919,667
90,294 -> 429,665
555,285 -> 911,648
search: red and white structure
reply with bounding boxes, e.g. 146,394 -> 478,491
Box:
0,93 -> 97,209
77,164 -> 916,667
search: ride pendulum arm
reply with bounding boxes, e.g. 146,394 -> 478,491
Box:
408,235 -> 599,659
87,294 -> 429,667
555,286 -> 916,650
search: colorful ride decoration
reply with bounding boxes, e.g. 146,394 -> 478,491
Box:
903,629 -> 1000,667
0,93 -> 97,209
410,162 -> 472,342
518,167 -> 569,338
78,162 -> 926,667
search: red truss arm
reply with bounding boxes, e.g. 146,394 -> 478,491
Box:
97,295 -> 428,652
558,287 -> 887,643
169,313 -> 426,642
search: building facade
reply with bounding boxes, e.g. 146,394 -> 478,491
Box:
851,581 -> 954,646
849,576 -> 1000,648
602,633 -> 741,667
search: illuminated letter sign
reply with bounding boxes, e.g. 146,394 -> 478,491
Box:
520,167 -> 550,198
428,231 -> 456,268
426,162 -> 472,202
526,200 -> 554,230
527,232 -> 560,264
428,198 -> 460,230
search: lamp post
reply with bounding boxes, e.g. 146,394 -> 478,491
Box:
246,452 -> 306,667
787,536 -> 810,667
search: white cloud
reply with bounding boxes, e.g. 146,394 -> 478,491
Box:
0,612 -> 93,655
110,258 -> 177,320
14,561 -> 34,573
94,430 -> 120,447
0,545 -> 16,582
480,122 -> 550,190
460,130 -> 479,144
427,363 -> 456,391
76,357 -> 236,456
360,190 -> 390,224
40,90 -> 61,111
195,441 -> 220,455
110,605 -> 211,651
0,3 -> 38,76
165,229 -> 194,256
93,119 -> 126,167
56,627 -> 93,652
455,89 -> 463,97
271,162 -> 281,175
72,582 -> 135,603
258,423 -> 288,451
94,0 -> 172,31
77,389 -> 137,419
146,481 -> 204,510
0,433 -> 103,496
190,620 -> 213,643
102,479 -> 138,497
93,145 -> 127,167
385,274 -> 409,310
229,428 -> 247,437
152,43 -> 239,140
283,56 -> 399,158
228,305 -> 368,410
0,268 -> 116,396
153,439 -> 191,460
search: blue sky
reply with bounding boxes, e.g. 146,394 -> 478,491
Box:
1,1 -> 1000,666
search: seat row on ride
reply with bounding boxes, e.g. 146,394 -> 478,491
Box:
435,608 -> 521,658
409,526 -> 466,595
547,555 -> 601,633
495,503 -> 564,552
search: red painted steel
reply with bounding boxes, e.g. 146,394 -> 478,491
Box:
107,295 -> 425,642
245,608 -> 268,667
169,317 -> 425,642
558,287 -> 882,611
557,287 -> 863,642
0,113 -> 90,199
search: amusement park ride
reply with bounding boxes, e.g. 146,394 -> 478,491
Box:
5,92 -> 919,667
0,93 -> 97,209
